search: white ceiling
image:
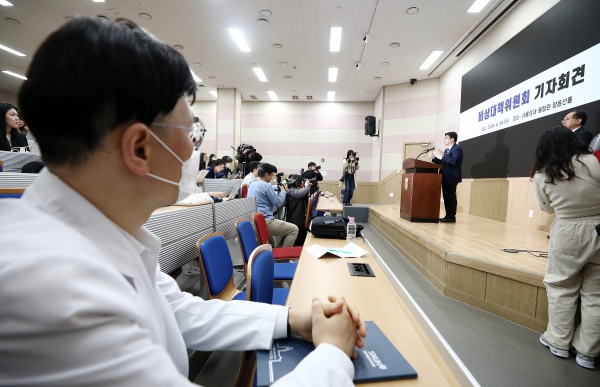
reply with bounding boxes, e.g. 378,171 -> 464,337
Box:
0,0 -> 498,102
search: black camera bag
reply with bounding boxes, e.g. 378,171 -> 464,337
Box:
309,216 -> 364,240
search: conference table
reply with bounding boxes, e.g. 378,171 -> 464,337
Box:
280,233 -> 478,386
315,194 -> 344,215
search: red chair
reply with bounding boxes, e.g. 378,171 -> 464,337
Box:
253,212 -> 302,260
240,184 -> 248,198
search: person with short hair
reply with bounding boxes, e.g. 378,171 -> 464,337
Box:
219,155 -> 233,178
0,17 -> 366,386
302,162 -> 322,195
205,158 -> 225,178
339,150 -> 359,206
532,126 -> 600,370
248,162 -> 299,247
562,110 -> 593,146
429,131 -> 463,223
286,174 -> 312,246
242,160 -> 260,186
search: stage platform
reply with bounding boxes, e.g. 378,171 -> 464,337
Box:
369,204 -> 550,332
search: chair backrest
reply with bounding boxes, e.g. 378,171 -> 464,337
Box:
246,244 -> 274,304
235,219 -> 258,276
0,159 -> 3,172
305,196 -> 314,228
253,212 -> 270,245
241,184 -> 248,198
0,188 -> 23,199
196,232 -> 235,299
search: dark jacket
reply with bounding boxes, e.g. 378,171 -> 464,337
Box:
302,169 -> 323,195
433,144 -> 463,185
286,186 -> 309,246
574,127 -> 594,146
1,129 -> 28,152
236,152 -> 263,176
205,167 -> 218,179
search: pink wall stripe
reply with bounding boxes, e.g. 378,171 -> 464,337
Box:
382,135 -> 404,153
199,140 -> 216,155
197,115 -> 216,128
384,100 -> 406,119
437,81 -> 461,113
404,96 -> 438,117
218,134 -> 233,147
217,103 -> 234,120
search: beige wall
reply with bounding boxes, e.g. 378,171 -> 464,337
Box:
0,89 -> 19,107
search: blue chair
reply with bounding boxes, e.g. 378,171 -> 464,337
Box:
0,189 -> 23,199
246,245 -> 278,304
236,219 -> 297,282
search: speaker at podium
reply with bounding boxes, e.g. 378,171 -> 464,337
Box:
400,158 -> 442,223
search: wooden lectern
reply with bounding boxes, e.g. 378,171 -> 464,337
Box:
400,158 -> 442,223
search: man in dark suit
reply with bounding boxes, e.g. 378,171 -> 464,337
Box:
562,110 -> 593,146
429,131 -> 463,223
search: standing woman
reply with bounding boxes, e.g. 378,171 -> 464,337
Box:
0,103 -> 28,152
532,126 -> 600,370
199,152 -> 208,171
339,150 -> 359,206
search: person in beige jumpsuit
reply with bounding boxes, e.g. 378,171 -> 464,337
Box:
532,126 -> 600,370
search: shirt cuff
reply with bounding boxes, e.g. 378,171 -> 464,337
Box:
313,343 -> 355,380
273,306 -> 290,339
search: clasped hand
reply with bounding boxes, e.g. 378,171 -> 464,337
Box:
289,295 -> 367,358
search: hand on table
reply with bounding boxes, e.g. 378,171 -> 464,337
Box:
208,191 -> 227,198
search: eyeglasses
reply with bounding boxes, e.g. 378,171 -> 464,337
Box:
150,122 -> 207,149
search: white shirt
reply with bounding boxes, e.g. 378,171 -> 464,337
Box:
242,171 -> 257,187
0,169 -> 353,386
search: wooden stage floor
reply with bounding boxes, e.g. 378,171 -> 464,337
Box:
369,204 -> 550,332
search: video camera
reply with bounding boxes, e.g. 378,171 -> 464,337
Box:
237,143 -> 256,154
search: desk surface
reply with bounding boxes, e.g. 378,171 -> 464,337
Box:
286,234 -> 466,386
315,195 -> 344,212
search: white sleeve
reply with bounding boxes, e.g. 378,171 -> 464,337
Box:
156,268 -> 289,351
272,344 -> 355,387
533,174 -> 554,214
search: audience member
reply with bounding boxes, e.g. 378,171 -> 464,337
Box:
205,159 -> 224,178
340,150 -> 359,206
0,103 -> 28,152
242,160 -> 260,186
21,161 -> 44,173
0,17 -> 365,386
302,162 -> 322,195
219,155 -> 233,178
207,153 -> 216,167
248,162 -> 299,247
286,174 -> 311,246
532,126 -> 600,370
562,110 -> 593,146
199,152 -> 207,170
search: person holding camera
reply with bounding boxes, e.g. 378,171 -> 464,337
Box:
285,174 -> 312,246
339,150 -> 359,206
302,162 -> 323,195
248,163 -> 299,247
532,126 -> 600,370
236,144 -> 263,176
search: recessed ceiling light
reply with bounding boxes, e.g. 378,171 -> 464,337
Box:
419,50 -> 443,69
330,27 -> 342,52
228,28 -> 251,52
406,7 -> 419,14
306,96 -> 313,100
112,11 -> 120,16
193,62 -> 202,66
198,85 -> 204,87
334,5 -> 342,9
173,44 -> 184,50
0,43 -> 25,57
290,90 -> 296,93
251,62 -> 258,65
258,19 -> 268,25
209,90 -> 218,98
190,70 -> 202,83
93,0 -> 106,2
283,76 -> 292,79
217,84 -> 224,87
139,13 -> 152,20
208,76 -> 216,79
381,62 -> 390,66
249,95 -> 258,99
253,68 -> 268,82
65,16 -> 73,20
279,62 -> 288,66
390,42 -> 400,48
328,67 -> 338,82
327,91 -> 335,101
292,95 -> 299,100
5,18 -> 19,24
267,91 -> 278,101
2,70 -> 26,80
0,1 -> 13,6
260,9 -> 272,17
468,0 -> 491,13
374,77 -> 382,80
272,43 -> 283,48
367,90 -> 375,93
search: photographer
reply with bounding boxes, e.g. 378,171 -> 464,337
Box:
247,163 -> 298,247
236,144 -> 263,176
285,174 -> 312,246
339,150 -> 359,206
302,162 -> 323,195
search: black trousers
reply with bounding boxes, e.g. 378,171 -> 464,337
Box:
441,180 -> 458,218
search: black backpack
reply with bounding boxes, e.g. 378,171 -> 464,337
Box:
309,216 -> 364,240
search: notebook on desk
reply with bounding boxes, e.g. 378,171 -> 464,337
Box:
256,321 -> 417,386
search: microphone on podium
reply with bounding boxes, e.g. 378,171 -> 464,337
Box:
416,146 -> 435,160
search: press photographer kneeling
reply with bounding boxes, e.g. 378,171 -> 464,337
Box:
247,163 -> 299,247
285,174 -> 313,246
302,162 -> 322,195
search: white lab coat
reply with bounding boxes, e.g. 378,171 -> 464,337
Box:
0,169 -> 354,386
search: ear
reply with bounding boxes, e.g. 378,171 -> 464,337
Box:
121,123 -> 153,176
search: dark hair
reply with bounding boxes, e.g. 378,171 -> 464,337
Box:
308,162 -> 316,167
530,126 -> 591,184
209,154 -> 216,159
222,155 -> 233,163
346,150 -> 355,158
570,110 -> 587,126
257,162 -> 277,177
0,103 -> 19,151
249,160 -> 260,172
212,159 -> 225,168
445,132 -> 458,142
19,17 -> 196,167
199,152 -> 207,170
289,174 -> 303,187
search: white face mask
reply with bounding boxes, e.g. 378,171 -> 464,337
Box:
146,130 -> 199,203
225,163 -> 231,168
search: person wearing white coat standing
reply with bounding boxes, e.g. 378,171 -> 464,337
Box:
0,17 -> 367,387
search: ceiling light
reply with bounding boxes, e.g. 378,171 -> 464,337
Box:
267,91 -> 278,101
193,62 -> 202,66
217,84 -> 224,87
419,50 -> 443,69
208,76 -> 216,79
406,7 -> 419,14
209,90 -> 218,98
367,90 -> 375,93
260,9 -> 272,17
65,16 -> 73,20
258,19 -> 268,25
173,45 -> 184,50
253,68 -> 268,82
279,62 -> 288,66
381,62 -> 390,66
328,67 -> 338,82
390,42 -> 400,48
330,27 -> 342,52
290,90 -> 296,93
0,43 -> 25,57
228,28 -> 251,52
139,13 -> 152,20
374,77 -> 382,80
190,70 -> 202,83
468,0 -> 491,13
2,70 -> 26,80
272,43 -> 282,48
0,1 -> 13,6
327,91 -> 335,101
5,18 -> 20,24
92,0 -> 106,2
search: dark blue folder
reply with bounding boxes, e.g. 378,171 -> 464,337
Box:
257,320 -> 418,386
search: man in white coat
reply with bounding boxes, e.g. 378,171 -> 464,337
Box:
0,17 -> 366,386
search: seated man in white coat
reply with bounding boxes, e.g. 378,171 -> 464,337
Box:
0,17 -> 366,386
